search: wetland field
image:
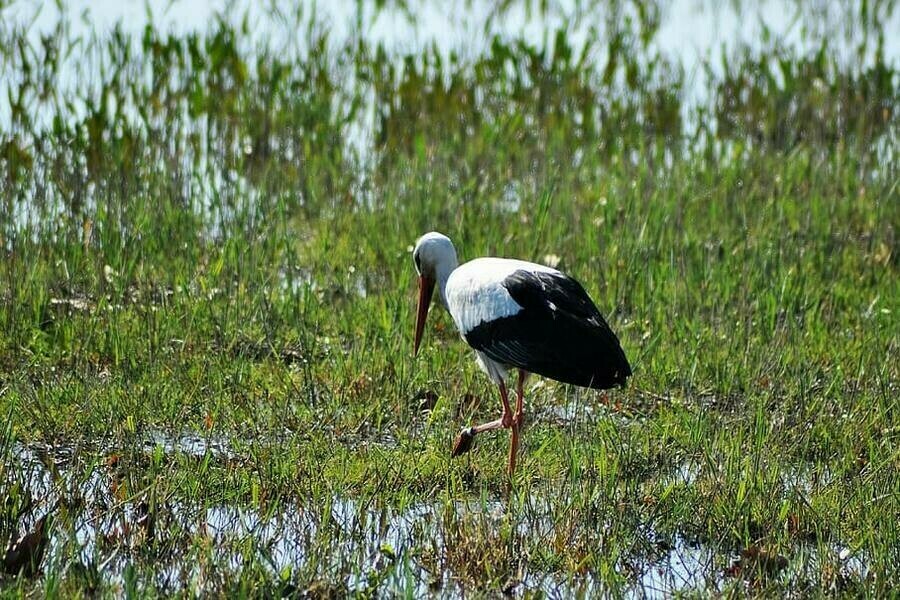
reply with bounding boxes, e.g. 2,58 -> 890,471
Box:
0,0 -> 898,596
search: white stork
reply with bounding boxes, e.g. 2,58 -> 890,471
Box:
412,231 -> 631,476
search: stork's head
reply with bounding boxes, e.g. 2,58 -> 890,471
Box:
412,232 -> 457,356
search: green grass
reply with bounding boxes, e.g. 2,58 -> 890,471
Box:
1,0 -> 898,596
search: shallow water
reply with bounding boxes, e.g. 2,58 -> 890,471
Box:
2,0 -> 897,131
2,0 -> 895,241
1,438 -> 875,595
9,0 -> 899,64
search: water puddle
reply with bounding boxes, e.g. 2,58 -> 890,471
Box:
633,534 -> 719,596
277,266 -> 316,296
0,439 -> 876,595
277,265 -> 376,302
498,182 -> 523,214
142,431 -> 237,460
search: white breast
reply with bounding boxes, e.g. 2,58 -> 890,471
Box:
445,257 -> 560,336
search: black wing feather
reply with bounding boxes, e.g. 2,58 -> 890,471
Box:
464,270 -> 631,389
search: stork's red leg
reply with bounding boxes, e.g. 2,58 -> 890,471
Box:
507,370 -> 528,476
515,370 -> 527,426
451,380 -> 514,457
508,417 -> 519,476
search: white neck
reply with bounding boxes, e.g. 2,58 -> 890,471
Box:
434,258 -> 458,308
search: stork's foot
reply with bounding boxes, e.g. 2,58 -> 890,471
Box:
451,427 -> 476,457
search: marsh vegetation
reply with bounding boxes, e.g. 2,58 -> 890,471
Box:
1,0 -> 898,595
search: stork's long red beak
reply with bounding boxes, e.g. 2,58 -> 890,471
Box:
414,275 -> 435,356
